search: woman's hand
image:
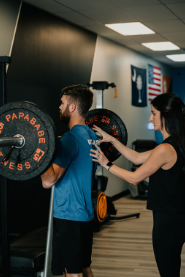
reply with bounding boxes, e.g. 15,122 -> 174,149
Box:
90,144 -> 109,168
92,125 -> 115,144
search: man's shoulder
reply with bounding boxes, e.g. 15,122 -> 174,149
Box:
71,125 -> 97,138
60,130 -> 78,147
62,129 -> 76,139
61,125 -> 98,145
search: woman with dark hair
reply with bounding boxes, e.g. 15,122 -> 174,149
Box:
90,93 -> 185,277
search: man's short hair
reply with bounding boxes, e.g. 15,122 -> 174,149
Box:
61,85 -> 93,118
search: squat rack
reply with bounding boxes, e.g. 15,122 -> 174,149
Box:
0,56 -> 11,277
87,81 -> 140,221
0,56 -> 53,277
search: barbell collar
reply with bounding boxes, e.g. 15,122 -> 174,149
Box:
0,137 -> 24,147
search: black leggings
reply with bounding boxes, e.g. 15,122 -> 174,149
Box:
153,211 -> 185,277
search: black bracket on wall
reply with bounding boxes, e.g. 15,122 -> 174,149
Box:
0,56 -> 11,277
87,81 -> 116,91
87,81 -> 118,100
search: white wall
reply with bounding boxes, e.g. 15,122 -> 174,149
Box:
90,36 -> 173,197
0,0 -> 21,56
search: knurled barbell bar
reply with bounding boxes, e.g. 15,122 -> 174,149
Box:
0,136 -> 24,147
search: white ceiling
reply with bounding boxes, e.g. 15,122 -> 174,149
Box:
23,0 -> 185,67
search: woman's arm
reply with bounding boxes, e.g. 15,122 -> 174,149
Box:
93,125 -> 153,165
90,143 -> 170,185
111,138 -> 153,165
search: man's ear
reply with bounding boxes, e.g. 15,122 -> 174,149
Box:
69,103 -> 76,113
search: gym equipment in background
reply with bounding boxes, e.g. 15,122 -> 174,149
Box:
86,81 -> 140,230
129,139 -> 157,199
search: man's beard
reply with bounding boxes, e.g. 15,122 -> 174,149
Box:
60,104 -> 70,125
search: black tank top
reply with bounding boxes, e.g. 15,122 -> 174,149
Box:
147,136 -> 185,214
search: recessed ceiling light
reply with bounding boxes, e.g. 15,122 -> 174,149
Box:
105,22 -> 155,36
142,42 -> 179,51
166,54 -> 185,62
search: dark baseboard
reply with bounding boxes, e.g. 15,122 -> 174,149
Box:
111,189 -> 130,202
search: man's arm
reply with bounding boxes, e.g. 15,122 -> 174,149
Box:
41,163 -> 66,188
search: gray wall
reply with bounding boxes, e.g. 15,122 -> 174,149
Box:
91,36 -> 173,197
0,0 -> 21,56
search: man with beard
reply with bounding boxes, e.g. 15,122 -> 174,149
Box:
41,85 -> 98,277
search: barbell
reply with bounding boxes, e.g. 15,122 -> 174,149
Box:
0,101 -> 128,181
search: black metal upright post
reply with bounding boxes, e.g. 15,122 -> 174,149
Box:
0,56 -> 11,277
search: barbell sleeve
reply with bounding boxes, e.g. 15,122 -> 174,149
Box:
0,137 -> 24,147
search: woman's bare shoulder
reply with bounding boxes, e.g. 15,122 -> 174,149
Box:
153,142 -> 176,159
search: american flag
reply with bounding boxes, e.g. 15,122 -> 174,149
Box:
148,64 -> 162,101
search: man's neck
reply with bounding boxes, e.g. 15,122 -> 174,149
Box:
68,117 -> 86,130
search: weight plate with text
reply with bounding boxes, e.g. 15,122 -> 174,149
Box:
0,101 -> 57,181
86,109 -> 127,162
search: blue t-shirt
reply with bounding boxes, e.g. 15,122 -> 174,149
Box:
53,125 -> 98,222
